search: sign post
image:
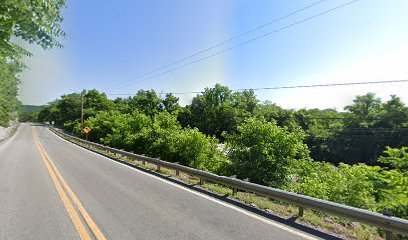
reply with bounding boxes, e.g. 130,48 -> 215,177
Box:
82,127 -> 91,140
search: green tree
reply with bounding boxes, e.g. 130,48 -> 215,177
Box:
186,84 -> 258,138
226,118 -> 309,187
1,0 -> 66,53
83,90 -> 114,118
0,0 -> 66,126
0,59 -> 21,126
126,90 -> 161,117
37,89 -> 114,132
254,101 -> 297,129
344,93 -> 381,119
332,93 -> 408,164
293,108 -> 344,164
160,93 -> 180,114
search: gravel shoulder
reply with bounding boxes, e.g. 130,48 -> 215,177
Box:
0,119 -> 18,142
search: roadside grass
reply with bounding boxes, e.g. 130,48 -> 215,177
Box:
202,182 -> 232,196
62,133 -> 384,240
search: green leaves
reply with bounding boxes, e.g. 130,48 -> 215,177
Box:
82,110 -> 229,175
0,55 -> 21,126
1,0 -> 66,50
378,147 -> 408,172
184,84 -> 258,139
226,117 -> 309,187
0,0 -> 66,126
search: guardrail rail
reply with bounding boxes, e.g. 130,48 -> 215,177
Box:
50,127 -> 408,237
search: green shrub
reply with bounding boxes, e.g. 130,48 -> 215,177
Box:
225,118 -> 309,187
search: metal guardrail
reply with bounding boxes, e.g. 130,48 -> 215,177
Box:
50,127 -> 408,236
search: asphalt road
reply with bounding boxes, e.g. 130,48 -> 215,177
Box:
0,123 -> 325,240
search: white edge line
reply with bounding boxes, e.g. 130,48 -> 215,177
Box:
46,127 -> 320,240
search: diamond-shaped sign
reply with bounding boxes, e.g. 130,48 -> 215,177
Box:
83,127 -> 91,134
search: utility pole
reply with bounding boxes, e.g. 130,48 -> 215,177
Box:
70,88 -> 85,130
81,91 -> 84,130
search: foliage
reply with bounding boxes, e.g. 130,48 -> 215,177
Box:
0,57 -> 21,126
333,94 -> 408,164
0,0 -> 66,126
37,89 -> 114,130
375,169 -> 408,219
377,146 -> 408,171
0,0 -> 66,52
225,117 -> 309,187
289,161 -> 380,209
161,93 -> 181,114
182,84 -> 258,139
375,147 -> 408,218
18,111 -> 38,122
83,110 -> 229,175
38,85 -> 408,221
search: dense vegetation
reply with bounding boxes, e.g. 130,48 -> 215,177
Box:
0,0 -> 66,126
34,86 -> 408,221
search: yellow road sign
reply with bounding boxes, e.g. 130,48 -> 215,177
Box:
83,127 -> 91,134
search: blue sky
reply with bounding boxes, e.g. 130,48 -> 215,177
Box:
20,0 -> 408,109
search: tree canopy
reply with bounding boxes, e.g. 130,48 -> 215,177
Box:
0,0 -> 66,127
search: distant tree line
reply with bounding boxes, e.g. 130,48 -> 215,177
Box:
31,85 -> 408,220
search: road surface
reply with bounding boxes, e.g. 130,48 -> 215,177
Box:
0,123 -> 325,240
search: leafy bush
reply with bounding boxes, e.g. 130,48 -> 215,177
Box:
225,118 -> 309,187
289,161 -> 379,209
289,158 -> 408,219
81,111 -> 229,175
144,112 -> 229,174
375,169 -> 408,219
174,128 -> 229,174
377,146 -> 408,171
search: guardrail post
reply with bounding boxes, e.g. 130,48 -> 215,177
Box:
383,209 -> 393,240
199,178 -> 204,186
298,192 -> 304,217
243,178 -> 250,193
141,154 -> 146,165
156,157 -> 161,171
230,175 -> 238,195
174,162 -> 180,176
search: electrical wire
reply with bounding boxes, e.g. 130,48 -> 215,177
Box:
102,0 -> 330,91
106,0 -> 360,92
106,78 -> 408,96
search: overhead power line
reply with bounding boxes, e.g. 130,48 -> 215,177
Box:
102,0 -> 329,92
107,0 -> 360,92
106,79 -> 408,96
308,117 -> 408,121
329,129 -> 408,133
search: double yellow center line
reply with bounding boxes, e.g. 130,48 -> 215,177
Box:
32,127 -> 106,240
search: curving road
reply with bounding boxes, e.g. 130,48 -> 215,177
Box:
0,123 -> 327,240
